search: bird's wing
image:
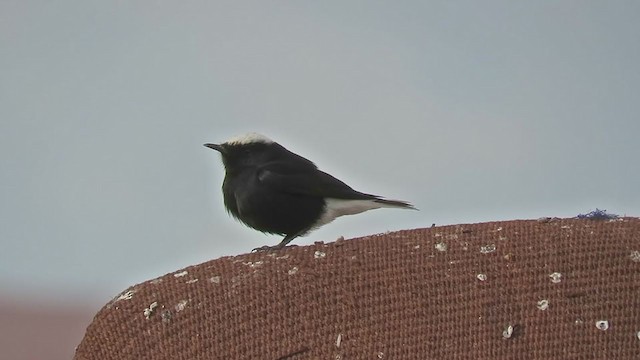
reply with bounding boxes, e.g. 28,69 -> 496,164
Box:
257,162 -> 376,200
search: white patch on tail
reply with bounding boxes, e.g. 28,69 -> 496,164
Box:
312,198 -> 391,229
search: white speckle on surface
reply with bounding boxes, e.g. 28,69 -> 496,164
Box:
480,244 -> 496,254
161,310 -> 172,323
413,244 -> 420,249
336,333 -> 342,348
186,278 -> 199,284
175,299 -> 188,312
493,227 -> 503,232
314,250 -> 326,259
636,331 -> 640,341
377,352 -> 384,359
173,270 -> 188,278
537,299 -> 549,310
477,273 -> 487,281
150,278 -> 163,284
116,290 -> 135,301
144,301 -> 158,319
549,272 -> 562,283
502,324 -> 514,339
630,250 -> 640,262
209,275 -> 221,284
435,242 -> 447,252
288,266 -> 299,275
575,318 -> 584,325
595,320 -> 609,330
243,261 -> 264,268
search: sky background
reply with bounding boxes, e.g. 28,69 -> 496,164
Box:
1,1 -> 639,307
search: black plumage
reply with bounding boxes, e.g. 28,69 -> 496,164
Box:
205,133 -> 415,251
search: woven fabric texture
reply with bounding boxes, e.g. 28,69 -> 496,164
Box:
74,218 -> 640,359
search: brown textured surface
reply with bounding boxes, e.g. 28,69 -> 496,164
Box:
74,218 -> 640,359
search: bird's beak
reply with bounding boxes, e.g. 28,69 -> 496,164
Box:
204,143 -> 224,153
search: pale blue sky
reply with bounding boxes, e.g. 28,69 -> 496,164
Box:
1,1 -> 639,305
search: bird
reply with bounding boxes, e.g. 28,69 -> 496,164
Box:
204,133 -> 416,251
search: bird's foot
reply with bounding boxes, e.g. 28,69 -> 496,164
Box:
252,232 -> 304,252
252,244 -> 285,252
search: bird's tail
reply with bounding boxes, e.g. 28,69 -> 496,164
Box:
374,198 -> 417,210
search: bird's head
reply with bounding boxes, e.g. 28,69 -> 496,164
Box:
204,133 -> 280,171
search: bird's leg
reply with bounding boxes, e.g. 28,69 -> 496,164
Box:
252,230 -> 306,252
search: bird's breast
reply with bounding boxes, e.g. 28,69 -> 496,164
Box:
222,170 -> 326,235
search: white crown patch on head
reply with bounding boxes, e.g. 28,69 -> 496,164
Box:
225,133 -> 274,145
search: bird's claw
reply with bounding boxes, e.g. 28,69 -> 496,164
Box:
252,245 -> 280,252
251,243 -> 294,252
